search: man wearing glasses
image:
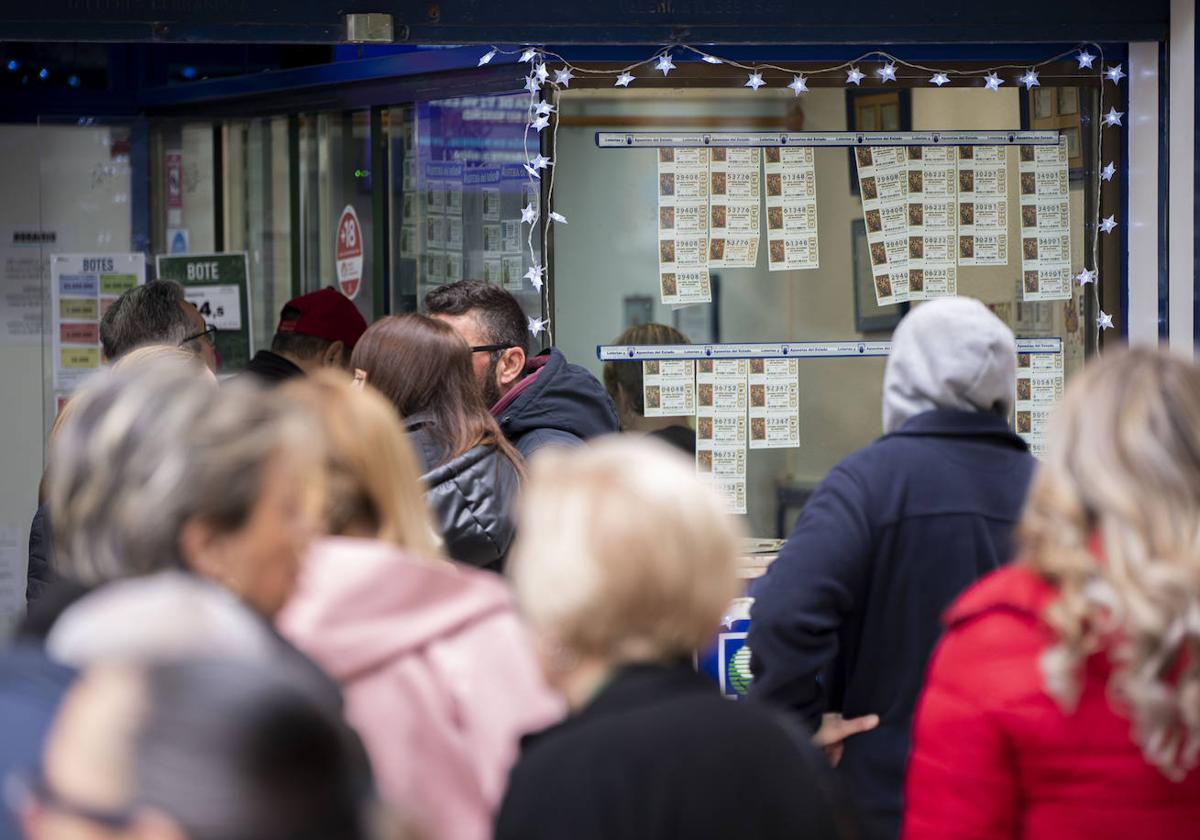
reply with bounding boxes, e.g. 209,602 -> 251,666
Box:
100,280 -> 218,373
425,280 -> 617,458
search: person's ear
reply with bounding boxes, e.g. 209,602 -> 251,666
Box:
179,518 -> 230,588
322,340 -> 346,368
497,347 -> 526,388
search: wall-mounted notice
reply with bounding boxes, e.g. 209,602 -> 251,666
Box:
956,146 -> 1009,267
421,161 -> 464,289
709,147 -> 761,269
657,147 -> 711,306
855,146 -> 910,305
696,359 -> 748,515
156,252 -> 251,371
748,358 -> 800,449
765,147 -> 820,272
1015,347 -> 1064,458
51,253 -> 145,393
1019,137 -> 1072,301
906,146 -> 958,300
642,359 -> 696,417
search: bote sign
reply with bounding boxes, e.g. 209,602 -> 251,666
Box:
336,205 -> 364,299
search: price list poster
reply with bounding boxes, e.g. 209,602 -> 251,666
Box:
956,146 -> 1009,267
906,146 -> 958,299
657,147 -> 712,306
695,359 -> 748,515
50,253 -> 145,400
765,147 -> 820,272
708,147 -> 761,269
855,146 -> 910,305
1018,137 -> 1072,301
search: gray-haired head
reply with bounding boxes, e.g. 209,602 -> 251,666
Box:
882,297 -> 1017,434
100,280 -> 195,360
47,360 -> 312,586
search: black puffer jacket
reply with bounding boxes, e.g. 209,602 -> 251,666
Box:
405,413 -> 520,572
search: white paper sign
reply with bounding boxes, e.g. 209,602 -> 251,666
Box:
183,284 -> 242,331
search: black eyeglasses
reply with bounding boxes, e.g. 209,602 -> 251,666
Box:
179,323 -> 218,348
470,343 -> 515,354
6,769 -> 136,830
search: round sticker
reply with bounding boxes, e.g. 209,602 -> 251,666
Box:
335,205 -> 364,299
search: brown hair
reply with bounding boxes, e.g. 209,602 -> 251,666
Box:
350,314 -> 523,474
280,370 -> 441,556
602,322 -> 691,416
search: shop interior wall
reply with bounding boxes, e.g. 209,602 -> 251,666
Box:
0,124 -> 132,630
552,85 -> 1080,537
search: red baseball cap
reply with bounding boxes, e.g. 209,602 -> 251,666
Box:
277,287 -> 368,349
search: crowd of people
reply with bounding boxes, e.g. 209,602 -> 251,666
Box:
3,278 -> 1200,840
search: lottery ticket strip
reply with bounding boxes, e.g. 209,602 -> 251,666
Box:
600,338 -> 1063,511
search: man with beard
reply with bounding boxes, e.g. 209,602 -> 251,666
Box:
425,281 -> 617,458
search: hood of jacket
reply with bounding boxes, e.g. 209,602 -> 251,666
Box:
493,348 -> 618,447
882,297 -> 1017,434
279,537 -> 519,682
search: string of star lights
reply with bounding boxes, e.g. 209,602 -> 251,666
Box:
478,43 -> 1122,342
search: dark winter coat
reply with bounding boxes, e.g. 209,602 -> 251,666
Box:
26,504 -> 55,605
496,662 -> 848,840
405,414 -> 520,572
748,409 -> 1036,840
492,349 -> 618,459
242,349 -> 305,384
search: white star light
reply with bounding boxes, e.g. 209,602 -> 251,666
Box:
530,115 -> 550,132
1100,215 -> 1118,234
530,154 -> 552,170
534,101 -> 555,117
1075,267 -> 1096,286
524,265 -> 545,290
702,55 -> 723,65
520,48 -> 538,63
878,63 -> 897,82
534,63 -> 549,83
478,49 -> 497,67
553,67 -> 574,87
846,66 -> 865,85
788,75 -> 808,95
1097,311 -> 1114,331
1105,64 -> 1126,84
1101,162 -> 1116,181
523,74 -> 540,94
615,72 -> 634,87
1077,50 -> 1096,69
984,72 -> 1003,91
521,204 -> 538,224
656,54 -> 676,76
549,211 -> 567,225
1103,107 -> 1124,126
1020,69 -> 1040,89
523,163 -> 541,179
745,71 -> 765,91
528,316 -> 548,337
930,72 -> 950,86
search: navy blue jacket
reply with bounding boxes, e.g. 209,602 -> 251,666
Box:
748,409 -> 1035,840
496,348 -> 618,459
26,505 -> 54,606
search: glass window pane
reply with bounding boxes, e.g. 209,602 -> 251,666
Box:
879,103 -> 901,131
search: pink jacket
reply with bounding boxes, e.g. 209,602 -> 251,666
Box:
277,537 -> 564,840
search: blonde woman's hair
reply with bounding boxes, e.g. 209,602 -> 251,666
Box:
509,436 -> 741,663
1021,348 -> 1200,780
112,343 -> 211,376
279,370 -> 441,558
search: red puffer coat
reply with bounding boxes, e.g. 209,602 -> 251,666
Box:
903,564 -> 1200,839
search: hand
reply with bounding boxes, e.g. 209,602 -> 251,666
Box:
812,712 -> 880,767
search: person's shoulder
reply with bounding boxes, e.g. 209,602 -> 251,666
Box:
927,565 -> 1057,704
